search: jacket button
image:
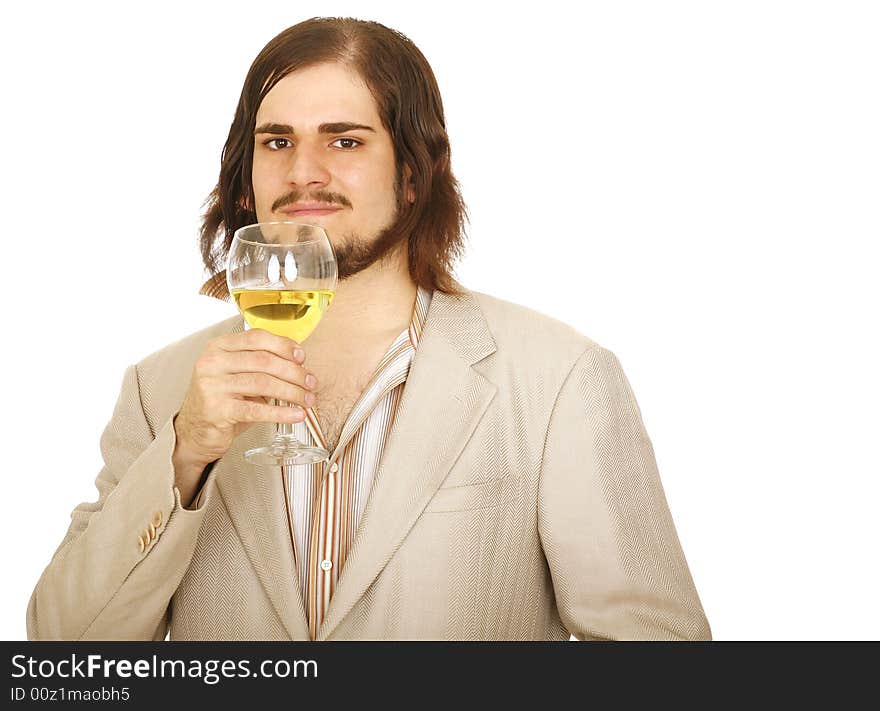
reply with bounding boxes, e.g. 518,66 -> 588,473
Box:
149,523 -> 157,541
152,511 -> 162,528
138,535 -> 146,553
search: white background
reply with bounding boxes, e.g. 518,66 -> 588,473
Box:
1,1 -> 877,641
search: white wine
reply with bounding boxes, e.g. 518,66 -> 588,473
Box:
232,288 -> 334,342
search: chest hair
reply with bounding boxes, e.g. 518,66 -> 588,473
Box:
312,370 -> 375,454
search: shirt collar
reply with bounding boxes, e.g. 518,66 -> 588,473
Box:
408,284 -> 433,349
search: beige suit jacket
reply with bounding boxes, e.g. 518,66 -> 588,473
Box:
27,286 -> 711,640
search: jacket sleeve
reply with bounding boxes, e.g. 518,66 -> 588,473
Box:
537,344 -> 712,640
26,364 -> 219,640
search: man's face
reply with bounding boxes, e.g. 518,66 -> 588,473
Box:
250,61 -> 412,280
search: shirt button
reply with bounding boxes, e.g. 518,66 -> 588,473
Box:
320,559 -> 333,572
330,463 -> 339,473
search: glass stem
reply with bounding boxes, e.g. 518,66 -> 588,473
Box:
275,399 -> 299,439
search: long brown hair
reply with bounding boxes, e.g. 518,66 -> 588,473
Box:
198,17 -> 469,301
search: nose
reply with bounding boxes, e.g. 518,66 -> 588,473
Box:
284,140 -> 331,189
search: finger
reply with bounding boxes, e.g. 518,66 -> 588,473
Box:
224,399 -> 306,424
210,350 -> 315,390
215,328 -> 305,364
225,372 -> 314,408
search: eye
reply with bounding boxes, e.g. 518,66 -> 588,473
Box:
263,138 -> 291,151
332,138 -> 362,150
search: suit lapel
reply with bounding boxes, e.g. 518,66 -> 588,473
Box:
316,288 -> 497,640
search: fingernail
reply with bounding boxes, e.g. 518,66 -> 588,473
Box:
294,348 -> 305,362
305,392 -> 316,406
305,374 -> 317,388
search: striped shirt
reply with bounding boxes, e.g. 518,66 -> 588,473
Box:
280,285 -> 433,640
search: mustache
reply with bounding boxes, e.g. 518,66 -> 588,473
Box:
274,190 -> 352,210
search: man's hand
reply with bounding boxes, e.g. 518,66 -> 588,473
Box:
171,328 -> 319,507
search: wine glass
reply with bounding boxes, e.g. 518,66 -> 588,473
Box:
226,222 -> 337,466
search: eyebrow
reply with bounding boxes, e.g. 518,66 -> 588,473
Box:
254,121 -> 376,136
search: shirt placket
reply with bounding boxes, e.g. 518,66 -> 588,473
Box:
303,348 -> 415,639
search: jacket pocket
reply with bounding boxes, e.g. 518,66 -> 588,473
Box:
423,476 -> 517,513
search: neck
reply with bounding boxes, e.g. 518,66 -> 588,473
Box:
308,252 -> 418,349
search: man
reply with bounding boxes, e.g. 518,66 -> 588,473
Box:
27,17 -> 711,641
